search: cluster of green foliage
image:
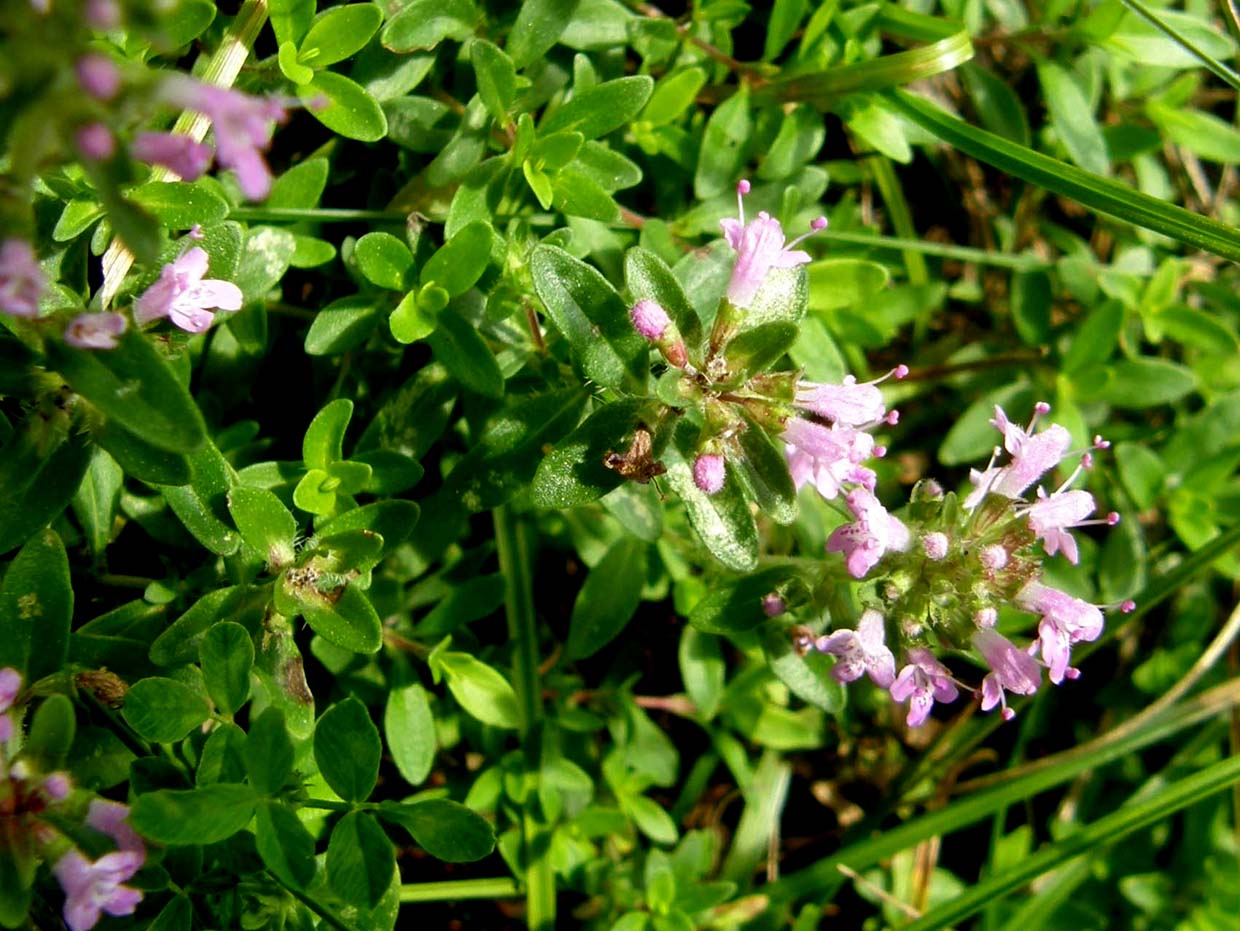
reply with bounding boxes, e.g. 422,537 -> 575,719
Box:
4,0 -> 1240,929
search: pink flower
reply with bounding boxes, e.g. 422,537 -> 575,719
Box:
131,132 -> 214,181
75,54 -> 120,100
1017,582 -> 1104,684
65,312 -> 127,349
134,247 -> 242,333
85,0 -> 121,29
719,180 -> 823,308
53,849 -> 143,931
1026,488 -> 1096,564
817,609 -> 896,687
795,366 -> 906,427
0,238 -> 45,318
890,648 -> 959,726
693,453 -> 726,494
973,628 -> 1041,720
0,667 -> 20,712
783,418 -> 876,501
965,406 -> 1072,509
160,77 -> 287,200
76,123 -> 116,161
825,487 -> 910,579
86,799 -> 146,856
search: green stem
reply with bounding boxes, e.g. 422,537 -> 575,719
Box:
399,878 -> 521,903
229,206 -> 408,223
270,875 -> 352,931
869,156 -> 929,286
493,505 -> 555,931
302,798 -> 357,812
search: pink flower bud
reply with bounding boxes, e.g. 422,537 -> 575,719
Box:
75,54 -> 120,100
693,453 -> 726,495
979,544 -> 1008,571
65,312 -> 127,350
75,123 -> 116,161
630,299 -> 670,340
922,532 -> 948,560
762,594 -> 786,617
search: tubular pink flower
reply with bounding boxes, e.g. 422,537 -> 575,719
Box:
0,238 -> 45,318
816,609 -> 896,688
134,247 -> 242,333
890,648 -> 959,726
693,453 -> 726,495
159,77 -> 287,200
53,849 -> 143,931
131,132 -> 214,181
783,418 -> 876,501
1017,582 -> 1104,684
965,405 -> 1072,508
65,312 -> 127,350
1026,488 -> 1096,564
825,487 -> 910,579
75,54 -> 120,100
973,628 -> 1041,719
0,667 -> 20,712
86,799 -> 145,856
76,123 -> 116,161
719,180 -> 820,308
795,366 -> 906,426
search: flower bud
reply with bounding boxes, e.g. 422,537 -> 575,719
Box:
630,299 -> 688,368
693,453 -> 726,495
922,532 -> 949,560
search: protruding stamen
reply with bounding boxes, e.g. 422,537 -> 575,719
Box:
1106,511 -> 1120,526
885,410 -> 900,426
1093,434 -> 1110,449
786,215 -> 830,250
736,179 -> 750,225
1121,599 -> 1136,613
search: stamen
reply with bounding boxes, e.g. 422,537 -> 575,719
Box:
786,215 -> 830,250
885,410 -> 899,426
736,179 -> 750,225
1093,434 -> 1110,449
1027,401 -> 1051,433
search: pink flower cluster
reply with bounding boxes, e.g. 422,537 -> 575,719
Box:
802,403 -> 1132,726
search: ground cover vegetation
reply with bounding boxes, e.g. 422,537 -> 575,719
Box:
3,0 -> 1240,928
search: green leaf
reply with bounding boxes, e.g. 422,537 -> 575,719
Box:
542,75 -> 655,140
0,529 -> 72,681
197,721 -> 247,785
199,622 -> 254,716
280,575 -> 383,653
960,63 -> 1030,146
763,626 -> 845,713
245,707 -> 295,796
92,419 -> 191,486
381,0 -> 476,52
228,485 -> 297,568
523,160 -> 554,209
302,71 -> 388,142
764,0 -> 807,59
507,0 -> 580,66
355,232 -> 413,291
290,237 -> 336,267
419,220 -> 493,297
471,39 -> 516,124
303,398 -> 352,470
314,696 -> 381,802
149,589 -> 246,668
377,798 -> 496,861
723,321 -> 800,377
0,430 -> 90,556
531,399 -> 644,508
530,244 -> 646,391
678,627 -> 725,720
888,88 -> 1240,263
552,166 -> 620,221
1091,358 -> 1198,408
130,784 -> 257,845
384,682 -> 436,787
306,294 -> 381,355
566,536 -> 648,660
622,793 -> 678,845
734,414 -> 798,525
389,289 -> 437,343
1038,62 -> 1109,176
129,180 -> 230,230
432,650 -> 520,729
23,694 -> 75,772
301,3 -> 383,67
663,422 -> 758,572
256,802 -> 317,888
311,500 -> 420,563
269,0 -> 315,46
279,40 -> 316,87
46,330 -> 206,454
53,199 -> 105,242
268,158 -> 330,209
234,226 -> 297,304
694,84 -> 751,199
328,811 -> 396,908
427,306 -> 504,398
72,447 -> 123,557
122,677 -> 211,743
643,67 -> 707,126
1157,305 -> 1240,353
159,438 -> 242,556
688,567 -> 799,634
807,259 -> 890,313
